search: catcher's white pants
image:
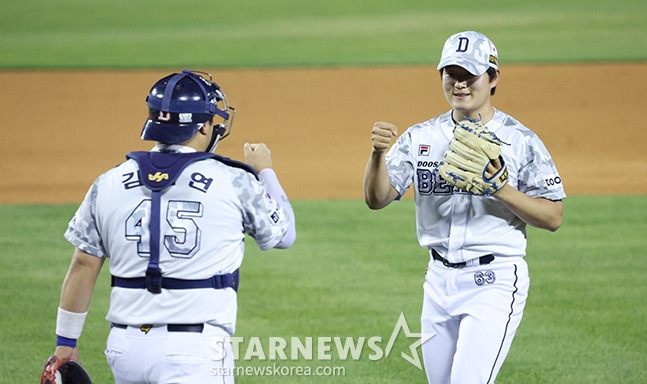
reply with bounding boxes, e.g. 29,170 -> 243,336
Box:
421,257 -> 529,384
105,323 -> 234,384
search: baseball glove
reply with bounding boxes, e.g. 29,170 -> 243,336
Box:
438,118 -> 509,195
40,355 -> 92,384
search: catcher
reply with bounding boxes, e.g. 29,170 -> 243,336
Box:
363,31 -> 566,383
41,70 -> 296,383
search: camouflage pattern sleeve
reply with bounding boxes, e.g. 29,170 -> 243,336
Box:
385,128 -> 416,199
63,174 -> 108,258
516,131 -> 566,201
232,169 -> 289,250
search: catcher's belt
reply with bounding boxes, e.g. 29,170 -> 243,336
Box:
111,323 -> 205,333
111,268 -> 239,292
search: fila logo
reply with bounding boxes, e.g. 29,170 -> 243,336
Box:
148,172 -> 169,183
418,145 -> 430,156
158,111 -> 171,121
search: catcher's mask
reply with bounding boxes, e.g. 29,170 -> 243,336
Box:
141,70 -> 236,152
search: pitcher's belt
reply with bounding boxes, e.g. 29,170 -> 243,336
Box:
432,249 -> 494,268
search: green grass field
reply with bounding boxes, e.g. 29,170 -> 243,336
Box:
1,0 -> 646,382
1,0 -> 646,68
1,197 -> 646,383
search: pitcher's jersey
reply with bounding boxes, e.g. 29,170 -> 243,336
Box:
64,147 -> 290,335
385,109 -> 566,263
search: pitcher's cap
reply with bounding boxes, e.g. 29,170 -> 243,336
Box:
437,31 -> 498,76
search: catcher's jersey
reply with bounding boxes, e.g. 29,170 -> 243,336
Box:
64,146 -> 290,335
386,109 -> 566,263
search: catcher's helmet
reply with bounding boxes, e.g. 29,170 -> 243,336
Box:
141,70 -> 235,151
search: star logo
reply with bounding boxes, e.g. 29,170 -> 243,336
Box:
383,312 -> 435,370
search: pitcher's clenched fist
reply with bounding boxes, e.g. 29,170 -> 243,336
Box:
371,122 -> 398,153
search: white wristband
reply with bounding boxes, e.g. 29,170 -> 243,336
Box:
56,307 -> 88,339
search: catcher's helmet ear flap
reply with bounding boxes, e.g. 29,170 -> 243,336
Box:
141,70 -> 235,147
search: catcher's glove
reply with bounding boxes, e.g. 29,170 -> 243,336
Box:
438,118 -> 509,195
40,355 -> 92,384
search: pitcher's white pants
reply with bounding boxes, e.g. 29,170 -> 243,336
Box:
421,258 -> 529,384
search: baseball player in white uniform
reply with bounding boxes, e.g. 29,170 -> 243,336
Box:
363,31 -> 566,383
43,70 -> 296,384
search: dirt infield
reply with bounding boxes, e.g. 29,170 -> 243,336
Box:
1,63 -> 645,203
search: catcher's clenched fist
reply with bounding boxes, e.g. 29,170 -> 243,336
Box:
439,118 -> 509,195
244,142 -> 273,173
371,122 -> 398,153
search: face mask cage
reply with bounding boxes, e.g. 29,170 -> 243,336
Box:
189,70 -> 236,141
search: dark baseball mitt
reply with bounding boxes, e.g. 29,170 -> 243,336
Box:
40,355 -> 92,384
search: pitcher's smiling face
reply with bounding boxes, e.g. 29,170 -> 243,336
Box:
441,65 -> 499,122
